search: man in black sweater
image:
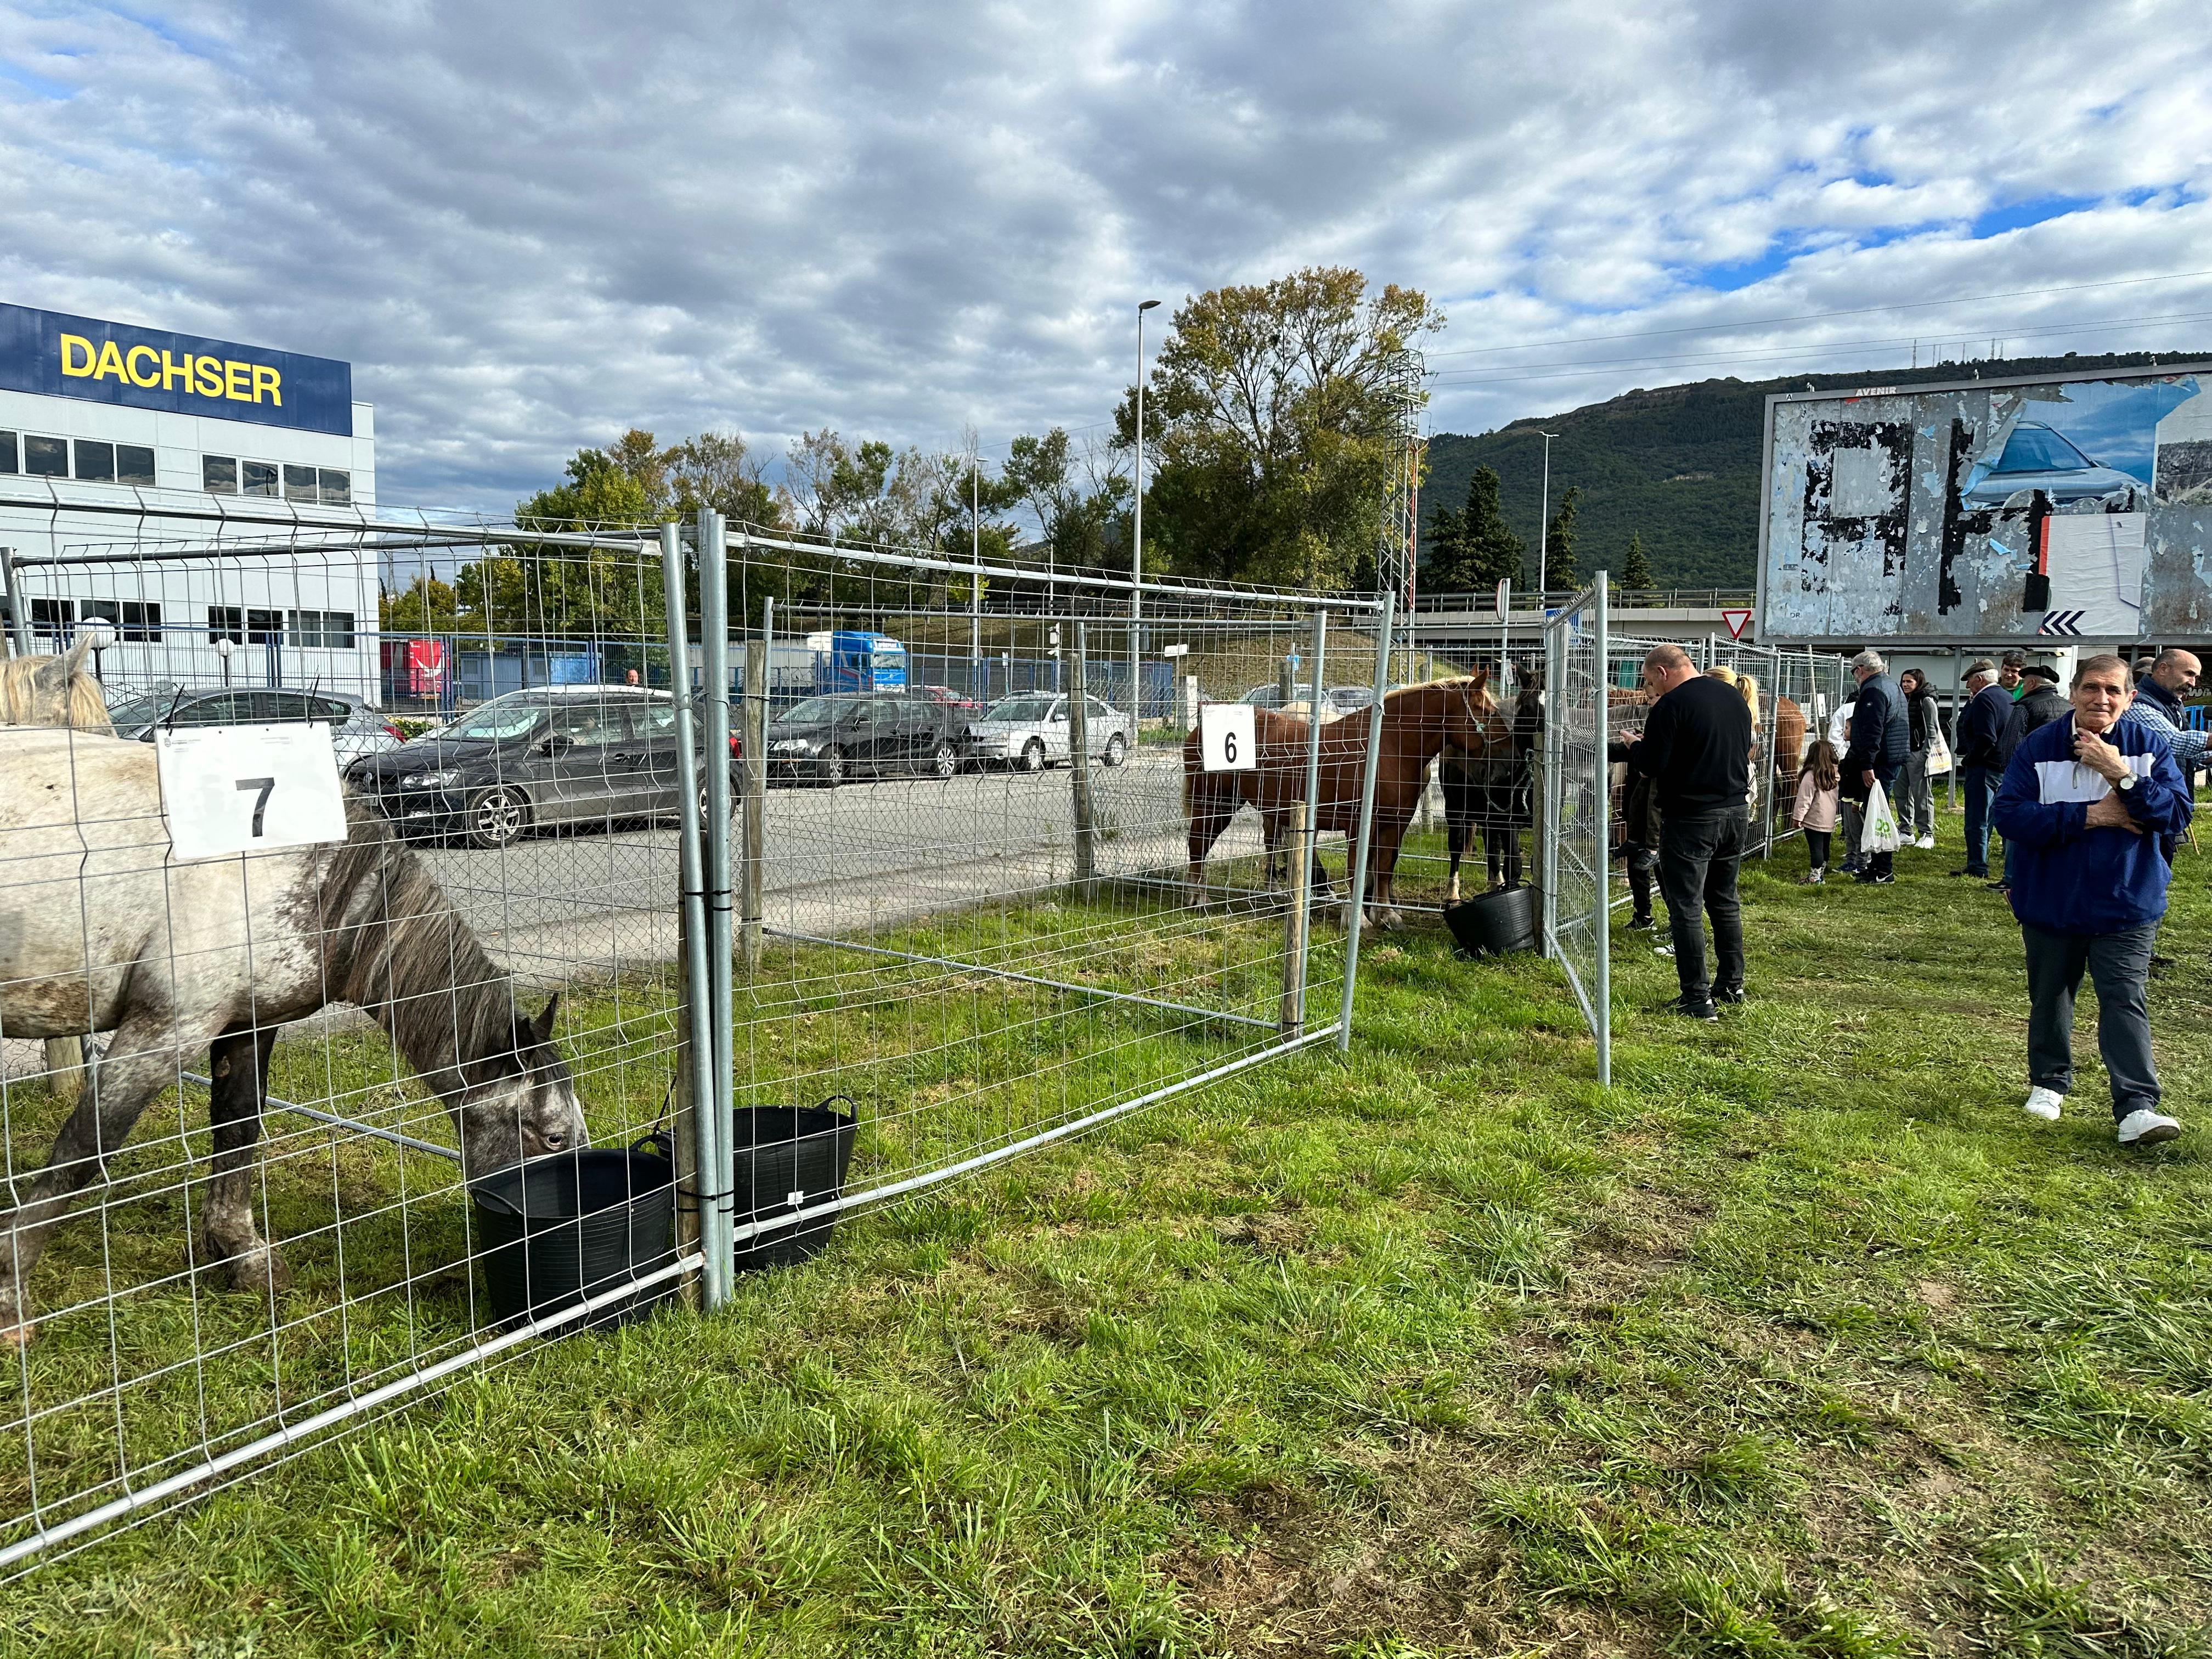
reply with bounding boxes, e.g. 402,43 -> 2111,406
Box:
1626,643 -> 1753,1020
1952,659 -> 2011,879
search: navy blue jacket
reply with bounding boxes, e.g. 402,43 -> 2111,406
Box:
1844,672 -> 1909,783
1956,682 -> 2013,770
1992,713 -> 2193,933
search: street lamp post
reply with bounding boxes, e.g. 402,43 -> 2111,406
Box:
214,634 -> 234,686
1536,431 -> 1560,599
1131,298 -> 1161,734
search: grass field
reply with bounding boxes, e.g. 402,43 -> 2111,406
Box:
4,814 -> 2207,1657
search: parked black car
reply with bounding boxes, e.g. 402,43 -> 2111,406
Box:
764,693 -> 969,786
347,686 -> 738,848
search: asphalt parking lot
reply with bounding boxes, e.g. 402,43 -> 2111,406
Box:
416,748 -> 1273,973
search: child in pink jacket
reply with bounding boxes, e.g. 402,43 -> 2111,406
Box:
1793,738 -> 1843,884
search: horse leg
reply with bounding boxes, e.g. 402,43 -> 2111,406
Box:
1445,808 -> 1465,906
202,1024 -> 289,1297
1186,784 -> 1234,906
0,1011 -> 190,1346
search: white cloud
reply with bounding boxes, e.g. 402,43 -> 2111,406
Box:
1,0 -> 2208,504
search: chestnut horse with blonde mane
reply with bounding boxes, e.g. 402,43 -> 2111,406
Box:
1183,675 -> 1513,930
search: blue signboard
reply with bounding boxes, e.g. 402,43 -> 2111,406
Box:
0,302 -> 353,436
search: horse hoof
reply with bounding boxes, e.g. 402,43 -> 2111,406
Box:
216,1246 -> 292,1296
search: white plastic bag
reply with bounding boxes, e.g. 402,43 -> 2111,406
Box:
1860,781 -> 1902,855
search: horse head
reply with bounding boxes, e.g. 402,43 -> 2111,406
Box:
454,995 -> 589,1175
0,639 -> 111,731
1440,672 -> 1511,760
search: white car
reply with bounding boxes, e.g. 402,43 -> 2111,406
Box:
966,692 -> 1135,772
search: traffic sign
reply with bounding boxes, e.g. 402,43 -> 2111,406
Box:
1722,608 -> 1753,641
1494,579 -> 1510,620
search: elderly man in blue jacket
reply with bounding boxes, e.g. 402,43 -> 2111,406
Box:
1993,653 -> 2194,1147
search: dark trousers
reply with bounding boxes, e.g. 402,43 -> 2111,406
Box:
1626,844 -> 1657,920
1805,829 -> 1832,870
1961,765 -> 2000,876
1658,808 -> 1747,1004
2021,921 -> 2161,1120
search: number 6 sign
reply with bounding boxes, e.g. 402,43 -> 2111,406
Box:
1198,702 -> 1256,772
156,724 -> 351,861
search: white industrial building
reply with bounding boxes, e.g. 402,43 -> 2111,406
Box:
0,302 -> 381,702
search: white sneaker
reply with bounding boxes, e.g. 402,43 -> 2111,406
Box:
2023,1086 -> 2065,1121
1914,835 -> 1936,850
2116,1108 -> 2182,1146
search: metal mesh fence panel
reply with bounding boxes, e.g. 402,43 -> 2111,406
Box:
1542,576 -> 1611,1085
0,500 -> 1387,1567
0,516 -> 701,1571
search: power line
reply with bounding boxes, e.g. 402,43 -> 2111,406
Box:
1423,268 -> 2212,360
1425,308 -> 2212,389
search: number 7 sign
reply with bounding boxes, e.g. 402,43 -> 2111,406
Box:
157,724 -> 351,861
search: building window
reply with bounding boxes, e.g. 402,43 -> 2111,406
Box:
116,444 -> 155,487
73,441 -> 115,483
207,606 -> 283,645
283,464 -> 317,504
25,435 -> 68,478
30,597 -> 74,646
288,609 -> 357,648
319,468 -> 352,506
78,600 -> 156,640
204,455 -> 238,494
0,431 -> 16,475
242,461 -> 279,498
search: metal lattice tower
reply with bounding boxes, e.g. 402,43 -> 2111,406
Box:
1373,349 -> 1426,681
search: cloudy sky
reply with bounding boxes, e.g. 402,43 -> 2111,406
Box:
4,1 -> 2210,511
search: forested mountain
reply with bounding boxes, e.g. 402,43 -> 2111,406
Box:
1422,348 -> 2208,592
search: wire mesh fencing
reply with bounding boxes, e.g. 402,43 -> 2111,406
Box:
1541,575 -> 1612,1085
0,518 -> 707,1571
0,500 -> 1393,1570
703,523 -> 1393,1268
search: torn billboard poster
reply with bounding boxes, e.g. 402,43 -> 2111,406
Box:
1757,365 -> 2212,642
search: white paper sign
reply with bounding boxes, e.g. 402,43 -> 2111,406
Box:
156,724 -> 351,861
1198,702 -> 1256,772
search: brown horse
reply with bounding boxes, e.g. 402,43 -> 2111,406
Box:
1183,675 -> 1512,930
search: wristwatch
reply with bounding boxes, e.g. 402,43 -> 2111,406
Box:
2116,772 -> 2139,793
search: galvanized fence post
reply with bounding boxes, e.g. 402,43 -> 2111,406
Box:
0,547 -> 31,656
741,593 -> 768,975
1068,620 -> 1097,895
1593,573 -> 1612,1087
661,522 -> 721,1308
1281,608 -> 1327,1035
697,507 -> 737,1305
1336,591 -> 1395,1052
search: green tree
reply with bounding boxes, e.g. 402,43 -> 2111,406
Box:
669,430 -> 779,527
381,574 -> 458,633
1005,427 -> 1130,577
1544,486 -> 1582,591
1423,466 -> 1523,595
1122,267 -> 1440,590
1621,529 -> 1655,591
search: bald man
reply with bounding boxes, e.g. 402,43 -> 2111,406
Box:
2125,649 -> 2204,777
1624,642 -> 1753,1020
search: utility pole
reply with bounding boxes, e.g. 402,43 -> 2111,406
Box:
1536,430 -> 1560,599
1131,298 -> 1161,733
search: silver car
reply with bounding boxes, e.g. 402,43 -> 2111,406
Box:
1963,421 -> 2141,510
103,684 -> 405,766
966,692 -> 1135,771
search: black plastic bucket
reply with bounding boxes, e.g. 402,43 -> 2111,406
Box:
729,1101 -> 858,1273
471,1139 -> 676,1329
1443,883 -> 1538,957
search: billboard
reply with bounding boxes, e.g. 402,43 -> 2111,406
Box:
0,302 -> 353,436
1756,364 -> 2212,644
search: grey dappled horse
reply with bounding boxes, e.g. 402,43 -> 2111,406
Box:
0,721 -> 586,1344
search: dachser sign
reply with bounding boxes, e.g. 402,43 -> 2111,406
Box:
0,302 -> 352,436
